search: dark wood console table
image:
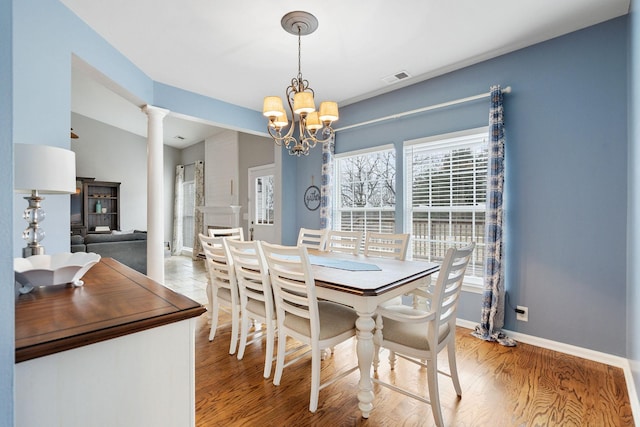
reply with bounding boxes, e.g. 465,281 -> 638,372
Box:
16,257 -> 205,362
15,258 -> 206,427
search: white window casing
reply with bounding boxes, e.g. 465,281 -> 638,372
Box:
404,127 -> 489,292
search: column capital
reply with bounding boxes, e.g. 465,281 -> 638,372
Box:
142,104 -> 170,119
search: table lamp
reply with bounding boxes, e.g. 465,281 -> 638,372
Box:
14,143 -> 76,257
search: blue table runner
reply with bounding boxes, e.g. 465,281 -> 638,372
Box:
308,255 -> 381,271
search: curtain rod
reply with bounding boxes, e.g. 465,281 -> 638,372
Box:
180,160 -> 203,167
335,86 -> 511,133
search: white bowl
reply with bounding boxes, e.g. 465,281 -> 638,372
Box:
14,252 -> 101,293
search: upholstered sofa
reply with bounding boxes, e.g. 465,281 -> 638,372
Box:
71,231 -> 147,274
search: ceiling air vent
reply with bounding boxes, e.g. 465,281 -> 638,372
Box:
173,135 -> 185,140
382,70 -> 412,85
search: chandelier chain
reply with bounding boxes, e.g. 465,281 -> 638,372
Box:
297,25 -> 303,82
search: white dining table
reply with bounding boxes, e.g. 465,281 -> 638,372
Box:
307,249 -> 440,419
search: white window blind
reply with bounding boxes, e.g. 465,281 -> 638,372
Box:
405,129 -> 488,284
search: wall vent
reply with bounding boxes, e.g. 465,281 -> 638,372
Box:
382,70 -> 412,85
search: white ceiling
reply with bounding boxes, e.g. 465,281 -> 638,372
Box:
66,0 -> 629,149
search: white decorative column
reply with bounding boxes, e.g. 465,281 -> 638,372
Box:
142,105 -> 169,283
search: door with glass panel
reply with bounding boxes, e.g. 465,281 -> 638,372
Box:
248,164 -> 278,243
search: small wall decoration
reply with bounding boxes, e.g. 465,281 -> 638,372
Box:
304,185 -> 321,211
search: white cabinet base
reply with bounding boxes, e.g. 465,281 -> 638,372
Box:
16,318 -> 198,427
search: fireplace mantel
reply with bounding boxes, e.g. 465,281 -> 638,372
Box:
196,205 -> 242,230
196,205 -> 241,215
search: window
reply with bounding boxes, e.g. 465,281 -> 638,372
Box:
404,128 -> 488,286
255,174 -> 274,225
334,146 -> 396,234
182,179 -> 195,251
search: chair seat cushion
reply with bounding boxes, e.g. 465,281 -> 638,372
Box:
379,306 -> 450,351
217,287 -> 232,303
284,301 -> 357,340
246,298 -> 275,319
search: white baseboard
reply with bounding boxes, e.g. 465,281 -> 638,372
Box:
623,359 -> 640,425
456,318 -> 639,423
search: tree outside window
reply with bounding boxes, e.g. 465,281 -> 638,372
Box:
335,148 -> 396,234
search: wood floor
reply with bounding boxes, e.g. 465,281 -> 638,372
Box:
166,257 -> 635,427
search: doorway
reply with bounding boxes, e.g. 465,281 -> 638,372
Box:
248,164 -> 278,243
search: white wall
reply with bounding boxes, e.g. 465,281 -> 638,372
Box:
71,114 -> 274,243
71,112 -> 180,243
238,133 -> 274,238
180,141 -> 204,166
71,113 -> 147,231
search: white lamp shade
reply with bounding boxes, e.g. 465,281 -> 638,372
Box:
305,112 -> 322,131
14,144 -> 76,194
293,92 -> 315,115
271,107 -> 289,128
263,96 -> 284,118
319,101 -> 339,122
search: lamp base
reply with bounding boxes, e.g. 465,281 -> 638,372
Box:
22,192 -> 46,258
23,244 -> 45,258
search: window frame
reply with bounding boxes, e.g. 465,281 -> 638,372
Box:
254,174 -> 274,226
403,127 -> 489,293
333,144 -> 397,235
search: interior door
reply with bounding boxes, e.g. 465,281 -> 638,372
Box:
248,164 -> 278,243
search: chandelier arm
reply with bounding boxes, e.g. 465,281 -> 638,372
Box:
267,122 -> 297,148
266,125 -> 284,146
302,125 -> 335,145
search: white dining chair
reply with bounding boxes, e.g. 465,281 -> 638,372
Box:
208,227 -> 244,241
225,238 -> 277,378
326,230 -> 363,255
363,231 -> 410,260
199,233 -> 240,354
297,228 -> 328,251
363,232 -> 411,306
372,243 -> 475,427
261,242 -> 359,412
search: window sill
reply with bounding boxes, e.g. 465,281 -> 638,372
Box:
462,282 -> 483,294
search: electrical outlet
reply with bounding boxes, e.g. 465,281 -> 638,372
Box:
516,305 -> 528,322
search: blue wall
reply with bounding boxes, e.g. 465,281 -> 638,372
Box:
0,0 -> 13,424
3,0 -> 634,418
153,82 -> 264,135
628,0 -> 640,399
11,0 -> 268,256
11,0 -> 155,256
298,17 -> 629,356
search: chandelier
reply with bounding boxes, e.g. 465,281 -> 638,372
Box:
262,11 -> 339,157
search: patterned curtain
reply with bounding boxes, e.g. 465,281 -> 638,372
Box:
192,160 -> 205,259
320,137 -> 335,230
472,86 -> 516,347
171,165 -> 184,255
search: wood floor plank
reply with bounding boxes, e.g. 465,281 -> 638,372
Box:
165,257 -> 633,426
194,313 -> 634,427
